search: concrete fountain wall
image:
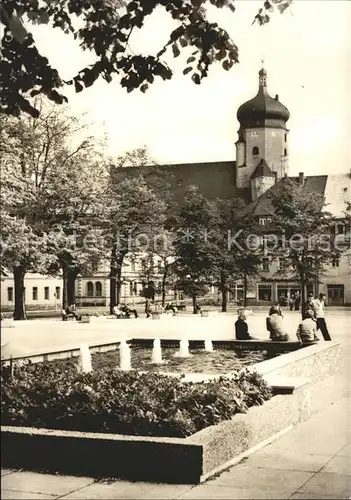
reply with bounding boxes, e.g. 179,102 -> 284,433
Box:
1,341 -> 343,483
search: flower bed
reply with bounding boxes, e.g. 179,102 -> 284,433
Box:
1,363 -> 272,438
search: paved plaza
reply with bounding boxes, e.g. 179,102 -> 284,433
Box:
2,308 -> 351,358
1,308 -> 351,498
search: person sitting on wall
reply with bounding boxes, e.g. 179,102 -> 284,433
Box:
266,305 -> 290,341
296,309 -> 319,344
235,309 -> 256,340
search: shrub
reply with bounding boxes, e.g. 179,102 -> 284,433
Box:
1,364 -> 272,438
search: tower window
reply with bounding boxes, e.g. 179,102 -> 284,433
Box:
285,133 -> 287,142
251,131 -> 258,137
284,148 -> 287,156
252,146 -> 259,156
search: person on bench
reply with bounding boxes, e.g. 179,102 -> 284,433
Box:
165,302 -> 178,314
266,305 -> 290,341
121,303 -> 138,318
62,304 -> 81,321
113,304 -> 129,319
296,309 -> 319,344
235,309 -> 256,340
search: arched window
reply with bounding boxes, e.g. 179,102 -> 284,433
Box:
252,146 -> 259,156
95,281 -> 102,297
284,148 -> 287,156
86,281 -> 94,297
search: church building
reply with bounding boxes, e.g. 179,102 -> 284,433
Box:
1,69 -> 350,311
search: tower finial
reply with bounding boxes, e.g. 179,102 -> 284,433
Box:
259,64 -> 267,89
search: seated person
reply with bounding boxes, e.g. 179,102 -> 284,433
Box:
235,309 -> 256,340
269,302 -> 283,317
120,303 -> 138,318
266,305 -> 290,341
66,304 -> 81,321
296,309 -> 319,344
194,303 -> 202,314
165,302 -> 178,314
112,304 -> 125,318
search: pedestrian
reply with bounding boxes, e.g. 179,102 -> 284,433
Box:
296,309 -> 319,344
289,294 -> 294,311
302,292 -> 316,320
294,290 -> 301,311
235,309 -> 256,340
266,305 -> 290,341
312,293 -> 331,341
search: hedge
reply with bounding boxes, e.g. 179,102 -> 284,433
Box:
1,362 -> 272,438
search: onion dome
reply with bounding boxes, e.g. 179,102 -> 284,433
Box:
237,68 -> 290,131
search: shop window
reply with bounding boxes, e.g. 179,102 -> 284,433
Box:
258,285 -> 272,302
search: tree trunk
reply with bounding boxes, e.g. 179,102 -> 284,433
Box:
109,245 -> 118,314
192,294 -> 197,314
300,277 -> 306,319
67,270 -> 77,306
116,267 -> 122,304
109,277 -> 117,313
221,289 -> 228,312
220,272 -> 227,312
243,274 -> 248,308
62,266 -> 78,310
161,266 -> 168,307
13,265 -> 26,320
63,274 -> 68,310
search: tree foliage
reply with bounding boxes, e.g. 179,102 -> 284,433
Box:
0,101 -> 106,316
0,0 -> 293,117
270,179 -> 341,312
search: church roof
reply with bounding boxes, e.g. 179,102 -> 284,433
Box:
121,161 -> 250,202
240,175 -> 328,218
237,68 -> 290,131
251,159 -> 276,179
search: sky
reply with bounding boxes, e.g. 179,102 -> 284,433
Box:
29,0 -> 351,176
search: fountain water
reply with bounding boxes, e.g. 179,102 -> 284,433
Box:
119,340 -> 131,371
78,344 -> 92,373
151,338 -> 164,364
174,338 -> 191,358
204,339 -> 214,352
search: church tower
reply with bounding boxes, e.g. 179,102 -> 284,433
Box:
235,68 -> 290,199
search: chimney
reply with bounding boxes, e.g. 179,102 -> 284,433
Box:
275,94 -> 279,101
299,172 -> 304,185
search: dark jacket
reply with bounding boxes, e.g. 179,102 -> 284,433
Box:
235,319 -> 250,340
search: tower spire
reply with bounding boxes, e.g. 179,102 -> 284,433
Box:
259,64 -> 267,89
